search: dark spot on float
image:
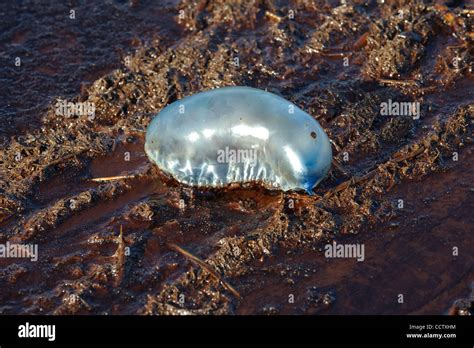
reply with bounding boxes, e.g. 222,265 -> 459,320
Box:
311,131 -> 317,139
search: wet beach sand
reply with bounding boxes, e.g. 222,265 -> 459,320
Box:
0,0 -> 473,314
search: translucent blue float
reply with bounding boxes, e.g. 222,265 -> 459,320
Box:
145,86 -> 332,194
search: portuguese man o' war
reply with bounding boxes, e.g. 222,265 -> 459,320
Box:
145,86 -> 332,194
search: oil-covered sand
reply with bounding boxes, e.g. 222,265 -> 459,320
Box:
0,0 -> 473,314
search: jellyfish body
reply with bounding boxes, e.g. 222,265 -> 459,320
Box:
145,86 -> 332,194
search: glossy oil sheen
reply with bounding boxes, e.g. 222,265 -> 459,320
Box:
145,86 -> 332,194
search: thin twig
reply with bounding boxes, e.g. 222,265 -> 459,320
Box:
167,243 -> 242,300
379,79 -> 419,86
90,174 -> 136,182
391,145 -> 426,162
265,11 -> 281,22
114,224 -> 125,286
319,51 -> 352,58
332,159 -> 351,177
324,145 -> 426,199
